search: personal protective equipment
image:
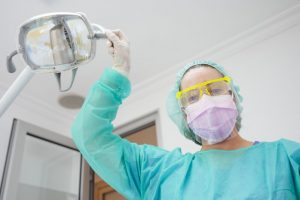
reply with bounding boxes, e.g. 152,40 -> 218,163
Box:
71,68 -> 300,199
186,94 -> 238,144
106,30 -> 130,77
166,60 -> 243,145
176,76 -> 231,108
7,12 -> 106,91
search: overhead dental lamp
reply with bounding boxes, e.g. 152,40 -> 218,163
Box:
0,12 -> 107,117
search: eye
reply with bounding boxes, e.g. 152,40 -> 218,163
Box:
188,95 -> 198,103
186,89 -> 200,104
211,88 -> 223,94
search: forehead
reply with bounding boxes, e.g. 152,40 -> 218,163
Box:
180,66 -> 224,90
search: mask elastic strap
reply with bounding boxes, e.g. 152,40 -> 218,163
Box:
54,68 -> 78,92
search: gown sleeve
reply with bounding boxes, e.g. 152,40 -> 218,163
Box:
71,68 -> 169,199
281,139 -> 300,197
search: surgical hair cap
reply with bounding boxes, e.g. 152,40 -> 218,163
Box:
166,60 -> 243,145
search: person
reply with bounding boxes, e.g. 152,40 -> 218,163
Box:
71,30 -> 300,199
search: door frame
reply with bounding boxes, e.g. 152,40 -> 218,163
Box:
113,111 -> 162,145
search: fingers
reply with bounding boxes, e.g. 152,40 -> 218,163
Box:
105,29 -> 129,44
108,47 -> 114,55
106,40 -> 114,55
112,29 -> 129,42
106,30 -> 120,44
106,40 -> 113,47
105,29 -> 129,56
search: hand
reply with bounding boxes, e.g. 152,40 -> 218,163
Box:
106,30 -> 130,77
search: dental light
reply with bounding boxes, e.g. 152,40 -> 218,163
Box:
0,12 -> 107,117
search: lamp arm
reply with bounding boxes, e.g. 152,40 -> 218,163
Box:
0,66 -> 34,117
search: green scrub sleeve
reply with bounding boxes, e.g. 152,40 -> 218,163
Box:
71,68 -> 169,199
281,139 -> 300,197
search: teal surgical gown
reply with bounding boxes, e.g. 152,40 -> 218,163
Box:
71,68 -> 300,200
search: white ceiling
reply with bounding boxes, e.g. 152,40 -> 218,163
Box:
0,0 -> 299,115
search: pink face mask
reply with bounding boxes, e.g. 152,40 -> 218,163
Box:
185,94 -> 238,145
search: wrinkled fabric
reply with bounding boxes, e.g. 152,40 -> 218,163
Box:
186,94 -> 238,144
71,68 -> 300,200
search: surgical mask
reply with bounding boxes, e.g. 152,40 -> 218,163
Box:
185,94 -> 238,145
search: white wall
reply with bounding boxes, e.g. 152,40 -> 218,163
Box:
1,8 -> 300,182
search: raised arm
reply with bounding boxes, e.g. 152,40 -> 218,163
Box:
71,30 -> 171,199
71,66 -> 144,198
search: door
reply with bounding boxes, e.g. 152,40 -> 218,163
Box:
0,119 -> 91,200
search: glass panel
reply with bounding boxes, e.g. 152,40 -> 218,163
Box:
65,18 -> 92,62
25,21 -> 57,67
17,134 -> 81,200
24,16 -> 92,68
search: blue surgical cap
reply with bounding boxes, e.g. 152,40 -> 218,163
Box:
166,60 -> 243,145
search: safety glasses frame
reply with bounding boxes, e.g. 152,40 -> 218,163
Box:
176,76 -> 231,99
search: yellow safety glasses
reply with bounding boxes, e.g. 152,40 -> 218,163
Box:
176,76 -> 232,108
